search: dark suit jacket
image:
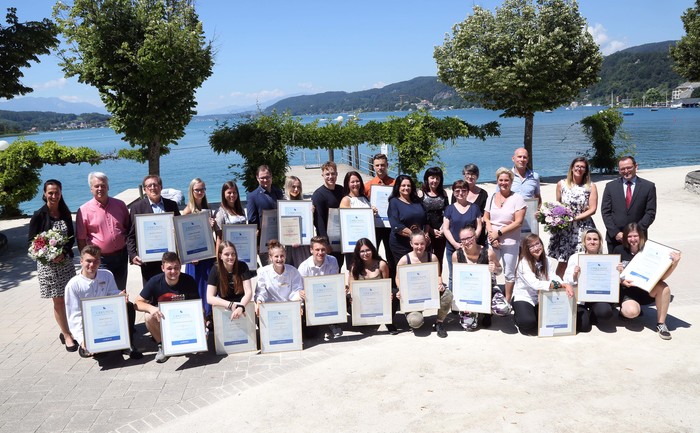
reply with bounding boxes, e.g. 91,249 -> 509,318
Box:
601,176 -> 656,246
126,197 -> 180,262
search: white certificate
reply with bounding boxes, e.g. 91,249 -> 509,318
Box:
577,254 -> 620,303
370,185 -> 393,228
326,208 -> 341,249
212,304 -> 257,355
451,263 -> 492,314
222,224 -> 258,270
259,209 -> 278,253
621,240 -> 679,292
278,215 -> 302,246
397,262 -> 440,312
81,295 -> 131,354
350,278 -> 393,326
277,200 -> 314,245
538,290 -> 576,337
174,212 -> 216,263
521,198 -> 539,236
303,274 -> 347,326
259,301 -> 303,354
135,213 -> 176,262
339,208 -> 376,253
159,299 -> 208,356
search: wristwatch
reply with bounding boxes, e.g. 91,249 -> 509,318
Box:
497,229 -> 503,237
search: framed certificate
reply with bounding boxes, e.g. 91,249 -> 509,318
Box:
222,224 -> 258,270
621,240 -> 679,292
212,304 -> 257,355
538,290 -> 576,337
339,208 -> 376,253
259,301 -> 303,354
326,208 -> 341,249
159,299 -> 208,356
174,212 -> 216,263
277,200 -> 314,245
278,215 -> 302,246
303,274 -> 348,326
451,263 -> 492,314
397,262 -> 440,313
259,209 -> 278,253
521,198 -> 539,236
81,295 -> 131,354
350,278 -> 393,326
135,213 -> 176,263
577,254 -> 621,303
370,185 -> 393,228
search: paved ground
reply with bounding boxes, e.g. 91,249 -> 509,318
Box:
0,164 -> 698,433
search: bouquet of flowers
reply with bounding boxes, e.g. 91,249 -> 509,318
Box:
28,229 -> 70,265
537,202 -> 574,233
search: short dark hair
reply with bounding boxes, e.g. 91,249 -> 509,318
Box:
143,174 -> 162,187
618,155 -> 637,166
81,244 -> 102,258
310,235 -> 330,247
161,251 -> 180,265
372,153 -> 388,163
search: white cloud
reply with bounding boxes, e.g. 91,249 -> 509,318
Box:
227,89 -> 286,103
297,82 -> 315,90
31,78 -> 68,90
372,81 -> 386,89
588,23 -> 627,55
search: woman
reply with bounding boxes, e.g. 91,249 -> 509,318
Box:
387,175 -> 429,273
443,179 -> 482,288
28,179 -> 78,352
463,164 -> 489,246
348,238 -> 395,334
512,234 -> 574,336
420,167 -> 448,268
214,181 -> 246,250
340,171 -> 378,268
284,176 -> 312,267
483,168 -> 527,302
615,223 -> 680,340
395,230 -> 452,338
550,157 -> 598,277
254,240 -> 303,314
206,241 -> 253,321
182,178 -> 216,317
452,225 -> 504,331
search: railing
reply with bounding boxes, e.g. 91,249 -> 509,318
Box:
302,144 -> 399,178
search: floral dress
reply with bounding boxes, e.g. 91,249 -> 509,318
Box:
37,219 -> 76,298
548,182 -> 596,262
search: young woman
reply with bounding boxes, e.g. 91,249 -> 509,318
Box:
443,179 -> 482,288
214,181 -> 246,250
348,238 -> 395,334
462,164 -> 489,246
420,167 -> 448,267
284,176 -> 312,267
206,241 -> 253,320
254,240 -> 304,315
387,175 -> 429,272
614,223 -> 680,340
512,234 -> 574,336
340,171 -> 379,268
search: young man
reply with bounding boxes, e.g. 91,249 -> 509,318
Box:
363,153 -> 396,277
134,252 -> 199,363
64,245 -> 142,359
311,161 -> 345,269
510,147 -> 542,206
297,236 -> 342,338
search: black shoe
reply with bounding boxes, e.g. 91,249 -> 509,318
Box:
78,346 -> 93,358
434,321 -> 448,338
386,324 -> 399,335
481,314 -> 492,329
123,346 -> 143,360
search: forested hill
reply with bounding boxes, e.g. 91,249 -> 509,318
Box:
0,111 -> 110,135
265,41 -> 684,115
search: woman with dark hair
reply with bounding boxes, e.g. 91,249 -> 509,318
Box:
443,179 -> 482,289
206,241 -> 253,320
284,176 -> 312,267
28,179 -> 78,352
215,180 -> 246,250
340,171 -> 378,268
387,175 -> 429,272
421,167 -> 448,267
461,163 -> 489,246
549,157 -> 598,277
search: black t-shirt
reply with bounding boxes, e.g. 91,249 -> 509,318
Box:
207,262 -> 253,302
139,273 -> 199,306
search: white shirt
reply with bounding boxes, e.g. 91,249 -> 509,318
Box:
255,264 -> 303,303
513,256 -> 562,306
297,255 -> 339,277
64,269 -> 121,345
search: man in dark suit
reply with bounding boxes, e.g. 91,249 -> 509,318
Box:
601,156 -> 657,253
126,174 -> 181,286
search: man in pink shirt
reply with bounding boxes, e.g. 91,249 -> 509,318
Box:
76,172 -> 131,291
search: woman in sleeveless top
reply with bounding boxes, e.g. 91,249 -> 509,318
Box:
348,238 -> 394,333
340,171 -> 379,269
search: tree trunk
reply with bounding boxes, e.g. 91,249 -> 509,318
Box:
147,141 -> 161,175
523,113 -> 534,169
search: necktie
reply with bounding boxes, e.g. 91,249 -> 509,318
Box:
625,181 -> 632,209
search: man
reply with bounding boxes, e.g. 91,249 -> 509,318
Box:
64,245 -> 142,359
76,172 -> 131,291
510,147 -> 541,206
126,174 -> 181,286
601,156 -> 657,253
311,161 -> 345,269
363,153 -> 396,280
297,236 -> 342,339
134,252 -> 199,363
246,165 -> 285,266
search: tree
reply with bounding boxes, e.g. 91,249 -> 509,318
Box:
580,108 -> 625,173
53,0 -> 213,175
0,7 -> 59,99
434,0 -> 602,167
644,88 -> 663,106
670,0 -> 700,81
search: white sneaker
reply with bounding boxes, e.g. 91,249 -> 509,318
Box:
155,344 -> 169,363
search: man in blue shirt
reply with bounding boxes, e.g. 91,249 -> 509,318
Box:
510,148 -> 541,206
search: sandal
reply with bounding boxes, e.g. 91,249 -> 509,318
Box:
78,346 -> 93,358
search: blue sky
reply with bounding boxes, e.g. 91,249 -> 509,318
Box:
7,0 -> 697,114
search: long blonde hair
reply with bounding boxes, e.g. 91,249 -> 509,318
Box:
185,178 -> 209,213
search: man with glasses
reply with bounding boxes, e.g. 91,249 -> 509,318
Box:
601,156 -> 657,253
246,165 -> 284,266
126,174 -> 181,286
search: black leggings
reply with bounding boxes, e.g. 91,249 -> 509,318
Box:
513,301 -> 612,335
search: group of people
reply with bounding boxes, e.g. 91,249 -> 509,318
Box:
29,150 -> 681,364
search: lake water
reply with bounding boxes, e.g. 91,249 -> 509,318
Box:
6,106 -> 700,215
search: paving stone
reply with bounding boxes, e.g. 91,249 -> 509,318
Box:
63,410 -> 100,432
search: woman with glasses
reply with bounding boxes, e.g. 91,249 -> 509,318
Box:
453,164 -> 489,246
443,180 -> 482,289
284,176 -> 312,267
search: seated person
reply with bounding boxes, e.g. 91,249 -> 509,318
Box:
206,241 -> 253,321
64,245 -> 142,359
255,240 -> 303,313
134,252 -> 199,363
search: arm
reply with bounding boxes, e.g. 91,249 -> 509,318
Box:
638,182 -> 657,231
388,200 -> 411,237
501,207 -> 526,236
339,196 -> 351,208
379,260 -> 390,279
555,181 -> 562,203
576,183 -> 598,221
562,254 -> 579,284
75,208 -> 87,253
312,190 -> 330,237
442,216 -> 459,250
134,295 -> 160,316
516,261 -> 555,292
487,248 -> 503,275
660,251 -> 681,281
64,281 -> 84,345
126,205 -> 141,265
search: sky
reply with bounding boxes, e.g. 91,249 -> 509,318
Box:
6,0 -> 697,114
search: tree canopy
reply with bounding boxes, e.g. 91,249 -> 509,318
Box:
53,0 -> 214,175
0,7 -> 59,99
434,0 -> 602,167
670,0 -> 700,81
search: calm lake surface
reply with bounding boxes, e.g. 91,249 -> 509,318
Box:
6,106 -> 700,214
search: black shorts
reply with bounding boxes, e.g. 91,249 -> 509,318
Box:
620,286 -> 655,306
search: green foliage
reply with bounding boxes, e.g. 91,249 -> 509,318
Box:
644,88 -> 663,105
0,139 -> 102,217
580,108 -> 625,173
434,0 -> 601,166
0,8 -> 59,99
53,0 -> 214,175
670,1 -> 700,81
0,110 -> 110,133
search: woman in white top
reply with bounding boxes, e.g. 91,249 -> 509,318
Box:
340,171 -> 380,268
214,180 -> 246,251
254,240 -> 303,315
284,176 -> 312,267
